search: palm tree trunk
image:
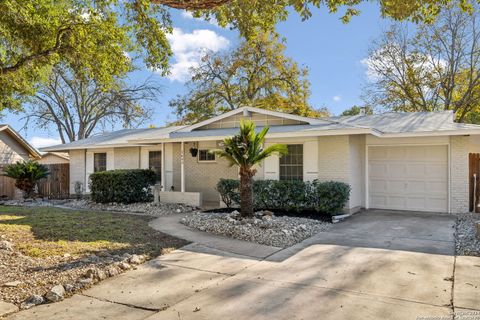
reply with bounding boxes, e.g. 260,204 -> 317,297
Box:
239,167 -> 254,218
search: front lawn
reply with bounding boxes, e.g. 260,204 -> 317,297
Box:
0,206 -> 188,306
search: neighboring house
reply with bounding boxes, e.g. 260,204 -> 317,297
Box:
0,125 -> 40,164
42,107 -> 480,214
0,125 -> 41,199
38,152 -> 70,165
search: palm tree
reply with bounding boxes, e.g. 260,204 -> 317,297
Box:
3,160 -> 50,198
212,121 -> 288,218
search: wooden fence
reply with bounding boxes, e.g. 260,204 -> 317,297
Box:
0,163 -> 70,199
469,153 -> 480,213
37,163 -> 70,199
0,167 -> 16,199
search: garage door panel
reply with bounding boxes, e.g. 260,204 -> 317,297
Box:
388,148 -> 407,160
387,180 -> 407,194
369,148 -> 388,160
426,164 -> 448,177
369,162 -> 386,178
370,195 -> 387,208
368,146 -> 448,213
408,181 -> 426,193
370,179 -> 387,193
406,163 -> 426,177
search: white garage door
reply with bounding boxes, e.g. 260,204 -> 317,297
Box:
368,145 -> 448,212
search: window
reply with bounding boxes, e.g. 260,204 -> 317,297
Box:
280,144 -> 303,181
94,153 -> 107,172
149,151 -> 162,182
198,149 -> 215,162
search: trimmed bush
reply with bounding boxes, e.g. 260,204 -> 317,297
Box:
90,169 -> 156,204
217,179 -> 350,215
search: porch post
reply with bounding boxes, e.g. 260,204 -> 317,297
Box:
161,143 -> 165,191
181,141 -> 185,192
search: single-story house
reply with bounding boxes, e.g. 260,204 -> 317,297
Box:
38,152 -> 70,165
42,107 -> 480,214
0,124 -> 41,199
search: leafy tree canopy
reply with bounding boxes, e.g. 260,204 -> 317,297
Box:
158,0 -> 479,38
0,0 -> 171,113
170,32 -> 322,124
362,4 -> 480,123
2,0 -> 477,114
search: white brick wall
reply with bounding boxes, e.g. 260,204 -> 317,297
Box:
114,147 -> 140,169
175,142 -> 238,202
450,135 -> 469,213
69,149 -> 86,195
317,135 -> 350,183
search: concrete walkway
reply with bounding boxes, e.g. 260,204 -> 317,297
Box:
6,210 -> 480,320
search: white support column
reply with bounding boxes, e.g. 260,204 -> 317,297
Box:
161,143 -> 165,191
180,141 -> 185,192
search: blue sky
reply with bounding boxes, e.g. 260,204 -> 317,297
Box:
5,2 -> 392,148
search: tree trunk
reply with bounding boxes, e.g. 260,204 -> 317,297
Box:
239,167 -> 254,218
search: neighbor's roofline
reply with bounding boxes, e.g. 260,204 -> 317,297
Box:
0,125 -> 41,159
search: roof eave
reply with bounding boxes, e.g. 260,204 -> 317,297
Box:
1,125 -> 41,159
379,129 -> 480,138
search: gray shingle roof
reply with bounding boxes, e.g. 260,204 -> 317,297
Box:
41,126 -> 185,151
40,110 -> 480,152
330,111 -> 466,133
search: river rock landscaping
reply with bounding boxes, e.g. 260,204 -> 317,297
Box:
0,206 -> 187,313
0,199 -> 197,217
181,210 -> 331,248
455,212 -> 480,256
64,199 -> 197,216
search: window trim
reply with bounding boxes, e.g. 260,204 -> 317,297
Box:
279,144 -> 304,181
197,149 -> 216,163
93,152 -> 107,173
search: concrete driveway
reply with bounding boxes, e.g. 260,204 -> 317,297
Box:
7,210 -> 480,320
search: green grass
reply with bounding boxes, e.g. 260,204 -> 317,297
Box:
0,206 -> 187,258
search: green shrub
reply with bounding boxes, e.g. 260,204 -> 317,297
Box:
90,169 -> 156,204
3,160 -> 50,198
217,179 -> 350,215
216,178 -> 240,208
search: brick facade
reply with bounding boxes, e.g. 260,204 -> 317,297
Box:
450,136 -> 469,213
69,149 -> 86,195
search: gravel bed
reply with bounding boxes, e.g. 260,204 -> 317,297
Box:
181,210 -> 331,248
456,212 -> 480,256
2,199 -> 197,217
0,243 -> 151,308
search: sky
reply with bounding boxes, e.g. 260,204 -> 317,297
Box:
4,2 -> 393,149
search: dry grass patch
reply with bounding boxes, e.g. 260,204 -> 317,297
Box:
0,206 -> 188,305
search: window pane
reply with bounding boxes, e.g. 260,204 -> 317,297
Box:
279,144 -> 303,181
199,149 -> 215,162
94,153 -> 107,172
149,151 -> 162,182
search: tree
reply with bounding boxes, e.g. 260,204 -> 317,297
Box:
362,5 -> 480,122
212,121 -> 288,217
155,0 -> 479,39
3,0 -> 471,114
170,32 -> 319,124
340,105 -> 373,116
3,161 -> 50,198
0,0 -> 171,113
25,65 -> 158,143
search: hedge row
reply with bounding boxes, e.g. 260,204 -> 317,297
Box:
90,169 -> 156,204
217,179 -> 351,215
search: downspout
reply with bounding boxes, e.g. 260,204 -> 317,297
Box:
474,173 -> 477,212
